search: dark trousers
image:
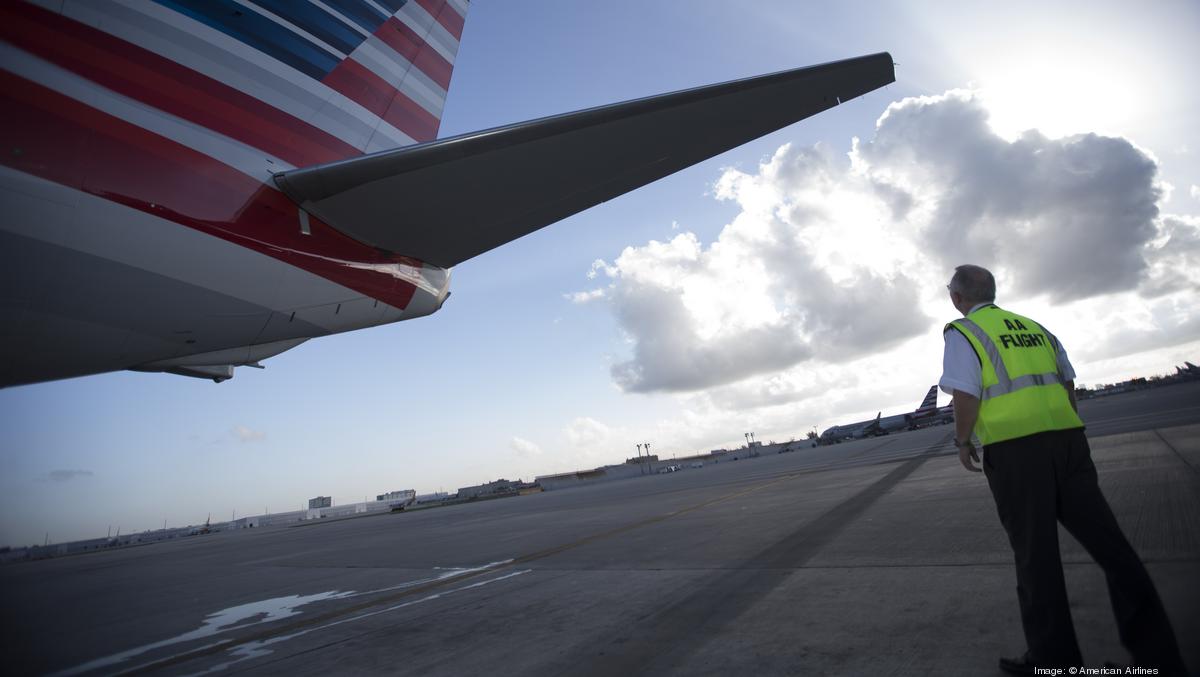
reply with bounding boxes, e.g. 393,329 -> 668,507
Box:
983,428 -> 1186,673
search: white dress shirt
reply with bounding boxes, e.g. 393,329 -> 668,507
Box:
939,303 -> 1076,398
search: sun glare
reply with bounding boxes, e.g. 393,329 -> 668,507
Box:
974,47 -> 1144,141
940,2 -> 1171,145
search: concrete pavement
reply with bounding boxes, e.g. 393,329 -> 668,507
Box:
1,381 -> 1197,675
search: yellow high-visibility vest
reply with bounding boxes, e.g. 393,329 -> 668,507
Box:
945,305 -> 1083,445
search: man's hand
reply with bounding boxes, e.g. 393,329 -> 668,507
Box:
958,441 -> 981,473
951,390 -> 982,473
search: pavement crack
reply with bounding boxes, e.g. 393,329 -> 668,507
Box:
1153,428 -> 1200,476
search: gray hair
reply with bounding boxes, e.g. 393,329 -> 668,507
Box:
949,265 -> 996,303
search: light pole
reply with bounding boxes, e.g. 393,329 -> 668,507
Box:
644,442 -> 651,474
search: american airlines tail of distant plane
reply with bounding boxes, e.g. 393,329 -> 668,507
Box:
913,385 -> 938,416
0,0 -> 894,387
819,385 -> 951,444
906,384 -> 954,427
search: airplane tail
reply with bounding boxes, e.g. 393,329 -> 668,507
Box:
3,0 -> 468,172
914,385 -> 938,414
316,0 -> 469,151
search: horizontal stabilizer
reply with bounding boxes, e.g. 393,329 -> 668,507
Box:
274,52 -> 895,268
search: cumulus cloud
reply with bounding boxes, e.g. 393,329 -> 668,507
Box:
565,288 -> 605,304
854,90 -> 1160,302
509,437 -> 543,458
589,140 -> 927,393
564,417 -> 611,447
572,89 -> 1198,398
1075,288 -> 1200,362
231,425 -> 265,443
38,469 -> 94,483
1140,215 -> 1200,298
705,367 -> 856,411
587,259 -> 618,280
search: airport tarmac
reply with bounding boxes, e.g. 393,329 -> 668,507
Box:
2,381 -> 1198,676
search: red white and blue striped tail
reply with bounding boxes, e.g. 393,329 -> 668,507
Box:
151,0 -> 471,153
2,0 -> 468,172
914,385 -> 939,415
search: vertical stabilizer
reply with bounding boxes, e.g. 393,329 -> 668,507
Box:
319,0 -> 470,152
915,385 -> 938,414
157,0 -> 469,157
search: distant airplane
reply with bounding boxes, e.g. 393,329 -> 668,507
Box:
912,385 -> 939,417
819,385 -> 949,444
0,1 -> 894,387
905,385 -> 955,428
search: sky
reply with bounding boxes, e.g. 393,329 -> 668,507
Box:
2,0 -> 1199,547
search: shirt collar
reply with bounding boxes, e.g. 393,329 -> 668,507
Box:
967,302 -> 993,316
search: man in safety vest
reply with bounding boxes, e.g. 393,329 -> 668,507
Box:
940,264 -> 1185,676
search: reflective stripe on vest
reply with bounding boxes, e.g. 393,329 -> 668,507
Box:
954,318 -> 1065,401
947,306 -> 1083,445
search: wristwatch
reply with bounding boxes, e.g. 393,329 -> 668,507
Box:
954,439 -> 974,448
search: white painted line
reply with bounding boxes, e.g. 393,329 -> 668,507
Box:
52,591 -> 353,676
344,559 -> 514,598
184,570 -> 533,674
56,560 -> 514,676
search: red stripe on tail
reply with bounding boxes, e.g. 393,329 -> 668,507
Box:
0,70 -> 420,309
0,1 -> 360,167
412,0 -> 465,40
323,58 -> 440,143
376,17 -> 455,90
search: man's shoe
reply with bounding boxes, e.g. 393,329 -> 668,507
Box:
998,653 -> 1036,676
